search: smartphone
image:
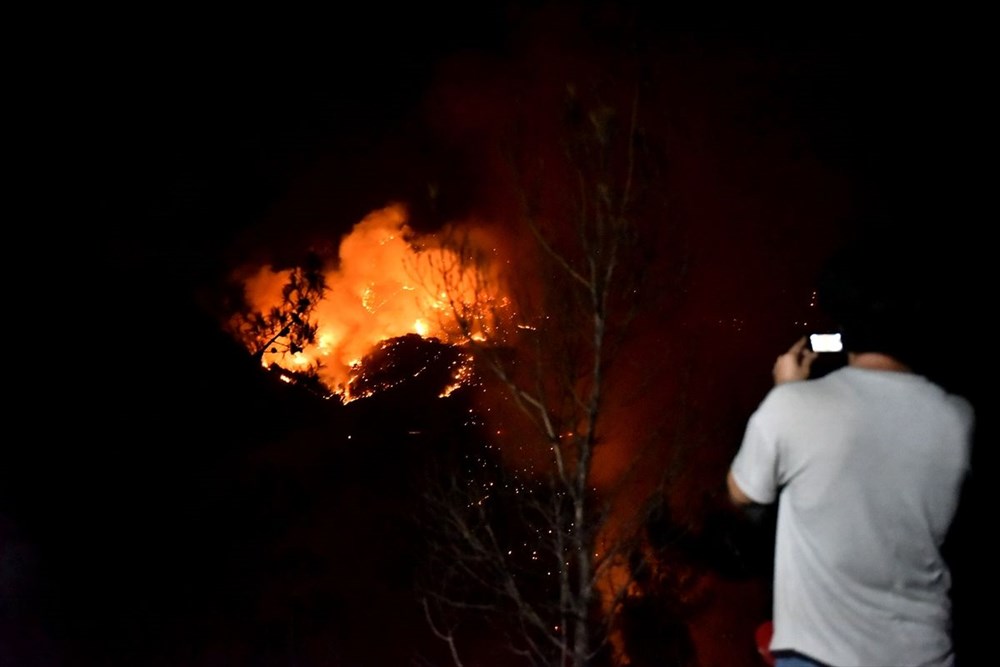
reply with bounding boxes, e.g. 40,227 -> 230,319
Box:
809,332 -> 843,353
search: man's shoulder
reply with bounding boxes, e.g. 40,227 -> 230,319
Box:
765,371 -> 844,401
753,379 -> 827,423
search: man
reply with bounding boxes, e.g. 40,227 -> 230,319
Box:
727,247 -> 975,667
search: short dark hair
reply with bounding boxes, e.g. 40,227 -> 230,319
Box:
816,244 -> 936,369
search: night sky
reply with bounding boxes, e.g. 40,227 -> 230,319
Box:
7,5 -> 990,666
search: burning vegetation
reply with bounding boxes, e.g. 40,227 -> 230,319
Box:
213,81 -> 763,666
225,203 -> 507,402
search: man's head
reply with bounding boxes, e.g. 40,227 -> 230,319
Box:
815,243 -> 937,370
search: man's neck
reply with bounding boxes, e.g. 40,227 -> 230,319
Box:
847,352 -> 912,373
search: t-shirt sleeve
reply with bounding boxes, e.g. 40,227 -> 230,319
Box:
730,403 -> 781,505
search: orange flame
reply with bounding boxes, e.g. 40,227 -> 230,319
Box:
235,204 -> 504,400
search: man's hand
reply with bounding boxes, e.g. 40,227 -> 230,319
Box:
772,336 -> 818,385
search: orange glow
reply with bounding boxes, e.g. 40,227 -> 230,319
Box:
233,204 -> 506,401
228,203 -> 693,662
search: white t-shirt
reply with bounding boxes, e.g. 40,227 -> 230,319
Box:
731,366 -> 974,667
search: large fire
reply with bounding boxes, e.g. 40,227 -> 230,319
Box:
230,203 -> 507,401
225,200 -> 722,664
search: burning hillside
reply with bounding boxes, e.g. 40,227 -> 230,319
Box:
225,203 -> 508,402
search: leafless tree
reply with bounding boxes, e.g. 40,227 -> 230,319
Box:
412,85 -> 682,667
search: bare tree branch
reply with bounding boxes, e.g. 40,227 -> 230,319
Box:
413,84 -> 683,667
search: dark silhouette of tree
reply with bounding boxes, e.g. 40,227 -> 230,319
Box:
227,252 -> 329,388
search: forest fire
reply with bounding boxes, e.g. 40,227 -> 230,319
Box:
227,203 -> 507,402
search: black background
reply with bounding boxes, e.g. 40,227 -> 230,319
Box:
7,4 -> 991,665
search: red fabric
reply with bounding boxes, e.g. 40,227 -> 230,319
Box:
755,620 -> 775,666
